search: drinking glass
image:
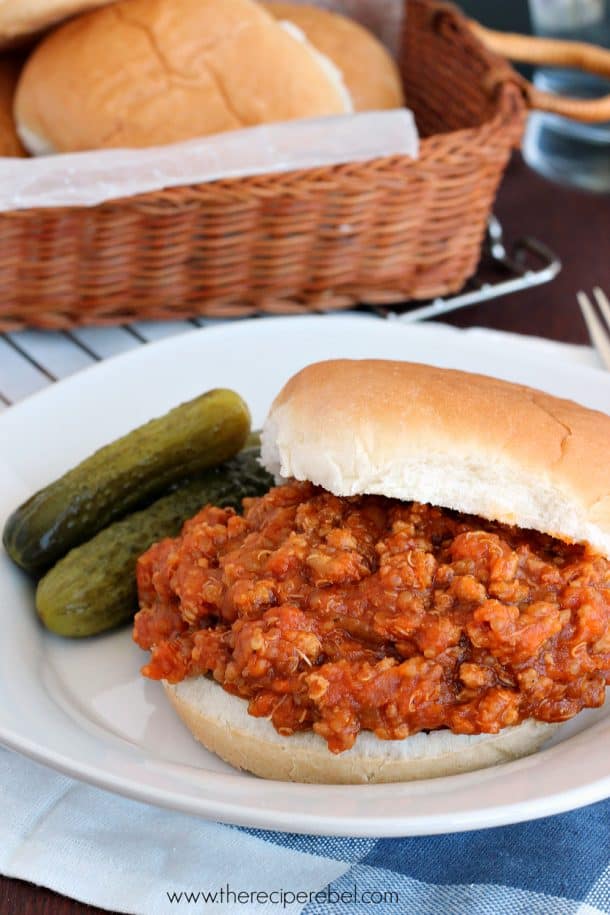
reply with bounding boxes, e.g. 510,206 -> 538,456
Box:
524,0 -> 610,192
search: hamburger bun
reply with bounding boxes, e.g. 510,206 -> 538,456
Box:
0,0 -> 114,49
165,677 -> 557,784
261,359 -> 610,558
0,58 -> 25,156
15,0 -> 352,154
263,2 -> 405,111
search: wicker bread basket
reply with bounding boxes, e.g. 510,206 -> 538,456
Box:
0,0 -> 608,331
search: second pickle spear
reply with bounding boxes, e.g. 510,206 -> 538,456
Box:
3,388 -> 250,574
36,448 -> 274,638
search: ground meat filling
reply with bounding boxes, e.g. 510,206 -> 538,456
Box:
133,482 -> 610,754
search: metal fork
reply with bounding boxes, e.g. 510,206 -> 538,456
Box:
577,287 -> 610,370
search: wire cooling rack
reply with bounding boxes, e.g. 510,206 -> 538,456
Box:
373,216 -> 561,321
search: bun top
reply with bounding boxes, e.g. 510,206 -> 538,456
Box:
0,0 -> 113,49
261,359 -> 610,557
15,0 -> 351,154
263,2 -> 405,111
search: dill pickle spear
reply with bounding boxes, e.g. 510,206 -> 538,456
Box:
36,448 -> 273,638
3,389 -> 250,575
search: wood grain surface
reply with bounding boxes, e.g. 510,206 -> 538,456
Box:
1,153 -> 608,915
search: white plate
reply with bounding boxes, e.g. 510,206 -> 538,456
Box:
0,316 -> 609,838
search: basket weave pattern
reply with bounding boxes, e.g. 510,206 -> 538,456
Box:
0,0 -> 527,331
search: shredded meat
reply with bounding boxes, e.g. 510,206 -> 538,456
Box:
133,483 -> 610,753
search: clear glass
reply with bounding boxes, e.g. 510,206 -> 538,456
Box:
524,0 -> 610,193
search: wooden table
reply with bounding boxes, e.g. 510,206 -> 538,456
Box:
0,154 -> 608,915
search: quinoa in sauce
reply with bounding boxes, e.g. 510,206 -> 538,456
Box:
133,482 -> 610,753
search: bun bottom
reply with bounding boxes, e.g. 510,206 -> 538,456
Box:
163,678 -> 558,784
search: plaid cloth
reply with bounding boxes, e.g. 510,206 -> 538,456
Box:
244,805 -> 610,915
0,746 -> 608,915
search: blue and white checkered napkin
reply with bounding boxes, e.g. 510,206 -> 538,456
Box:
0,744 -> 609,915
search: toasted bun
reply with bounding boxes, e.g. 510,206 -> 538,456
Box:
0,58 -> 25,156
164,678 -> 556,783
15,0 -> 351,154
263,2 -> 404,111
261,359 -> 610,557
0,0 -> 113,49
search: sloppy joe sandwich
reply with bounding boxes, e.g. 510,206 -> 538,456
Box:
15,0 -> 353,154
134,360 -> 610,784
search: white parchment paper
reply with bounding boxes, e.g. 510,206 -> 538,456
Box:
0,110 -> 418,211
296,0 -> 405,53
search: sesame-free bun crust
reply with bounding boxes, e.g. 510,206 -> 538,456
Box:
0,58 -> 25,156
164,678 -> 556,784
263,2 -> 405,111
261,359 -> 610,557
15,0 -> 351,154
0,0 -> 113,48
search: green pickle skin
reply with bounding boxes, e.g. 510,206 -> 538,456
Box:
36,449 -> 274,638
3,389 -> 250,575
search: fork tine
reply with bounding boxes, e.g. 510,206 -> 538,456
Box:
593,287 -> 610,331
577,291 -> 610,370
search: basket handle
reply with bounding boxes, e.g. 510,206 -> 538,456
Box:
469,20 -> 610,123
